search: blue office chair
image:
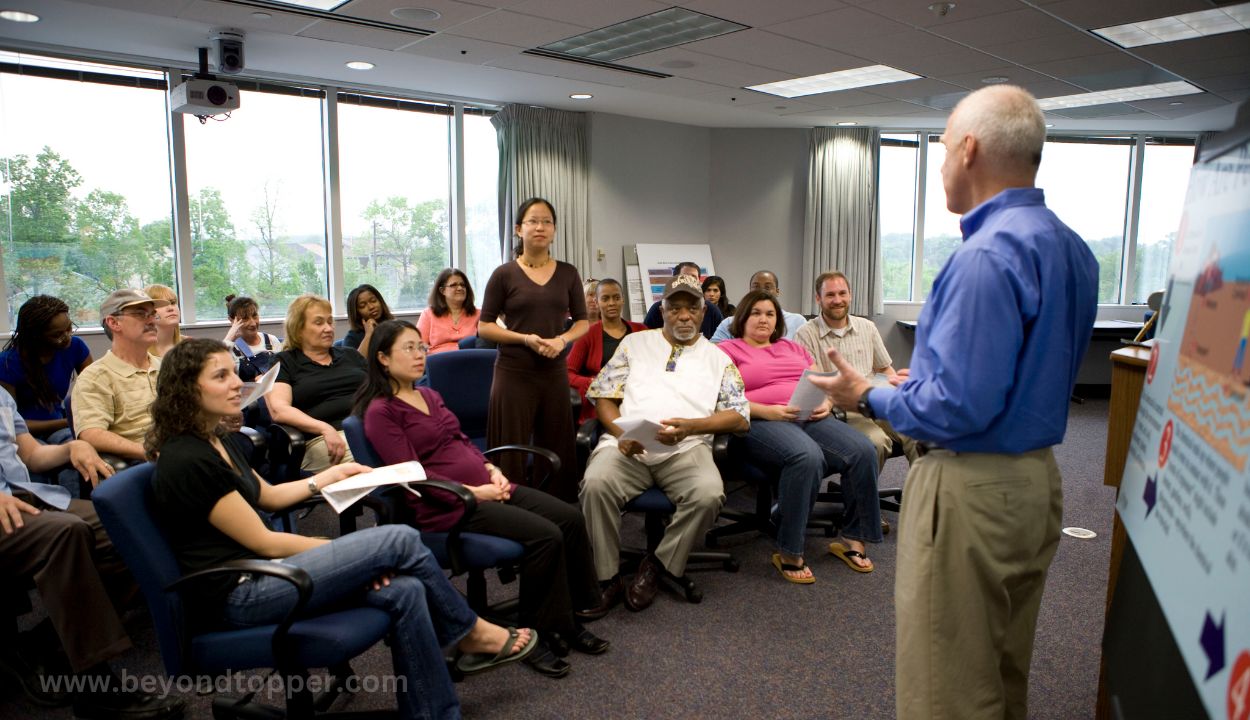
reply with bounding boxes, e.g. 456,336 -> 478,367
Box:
341,414 -> 558,616
425,349 -> 496,451
92,463 -> 395,720
575,419 -> 738,604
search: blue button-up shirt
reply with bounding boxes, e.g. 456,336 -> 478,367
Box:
869,187 -> 1099,453
0,392 -> 71,509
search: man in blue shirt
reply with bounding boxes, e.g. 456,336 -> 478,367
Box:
813,85 -> 1098,720
709,270 -> 807,343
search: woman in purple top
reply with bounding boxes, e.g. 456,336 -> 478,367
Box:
354,320 -> 607,679
0,295 -> 93,443
717,291 -> 881,584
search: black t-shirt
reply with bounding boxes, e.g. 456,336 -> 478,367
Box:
601,326 -> 631,367
274,347 -> 366,429
153,433 -> 268,625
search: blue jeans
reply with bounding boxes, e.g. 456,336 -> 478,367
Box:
743,416 -> 882,556
223,525 -> 475,720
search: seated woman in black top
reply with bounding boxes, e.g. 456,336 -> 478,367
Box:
344,283 -> 395,352
149,338 -> 536,720
267,294 -> 366,472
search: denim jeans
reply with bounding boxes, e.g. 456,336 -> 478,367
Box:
223,525 -> 475,720
743,416 -> 882,556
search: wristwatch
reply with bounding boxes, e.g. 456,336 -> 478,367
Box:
307,478 -> 320,496
857,388 -> 875,419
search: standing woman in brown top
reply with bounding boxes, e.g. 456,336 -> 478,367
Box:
479,198 -> 588,501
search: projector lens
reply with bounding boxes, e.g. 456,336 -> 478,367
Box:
206,85 -> 228,106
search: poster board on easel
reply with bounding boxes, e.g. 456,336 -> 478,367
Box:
1109,119 -> 1250,719
625,244 -> 717,322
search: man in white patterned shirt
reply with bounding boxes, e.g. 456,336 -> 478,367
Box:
794,272 -> 918,468
579,275 -> 749,614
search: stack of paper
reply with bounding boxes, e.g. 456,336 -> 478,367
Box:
320,461 -> 427,514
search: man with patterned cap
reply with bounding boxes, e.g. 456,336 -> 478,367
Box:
579,274 -> 749,613
70,289 -> 170,464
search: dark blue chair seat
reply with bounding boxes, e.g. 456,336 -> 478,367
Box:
191,607 -> 391,673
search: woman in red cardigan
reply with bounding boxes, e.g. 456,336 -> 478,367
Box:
566,278 -> 646,424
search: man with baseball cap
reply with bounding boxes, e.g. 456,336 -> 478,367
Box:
579,274 -> 749,613
70,290 -> 170,465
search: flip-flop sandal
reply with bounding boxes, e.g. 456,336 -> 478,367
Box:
828,542 -> 874,573
455,627 -> 539,675
770,553 -> 816,584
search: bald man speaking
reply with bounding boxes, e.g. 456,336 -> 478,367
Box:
812,85 -> 1098,719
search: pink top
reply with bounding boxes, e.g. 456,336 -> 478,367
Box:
417,308 -> 480,354
717,338 -> 813,406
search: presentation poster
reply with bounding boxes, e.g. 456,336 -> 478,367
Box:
633,244 -> 716,308
1116,140 -> 1250,720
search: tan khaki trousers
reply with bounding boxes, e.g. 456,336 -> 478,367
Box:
895,447 -> 1062,720
845,411 -> 920,469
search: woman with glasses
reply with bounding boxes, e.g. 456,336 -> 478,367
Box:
0,295 -> 93,443
418,269 -> 479,354
355,320 -> 607,679
478,198 -> 588,502
144,284 -> 183,358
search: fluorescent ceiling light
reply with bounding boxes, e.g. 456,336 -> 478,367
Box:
1036,81 -> 1203,111
345,61 -> 374,70
540,8 -> 747,63
837,121 -> 858,126
1093,2 -> 1250,47
0,10 -> 39,22
254,0 -> 347,10
569,93 -> 593,100
747,65 -> 922,98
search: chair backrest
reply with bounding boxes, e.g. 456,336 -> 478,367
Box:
426,349 -> 496,448
91,463 -> 192,676
457,336 -> 477,350
342,414 -> 383,467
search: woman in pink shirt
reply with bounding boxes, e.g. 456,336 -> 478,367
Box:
419,268 -> 480,354
717,291 -> 881,584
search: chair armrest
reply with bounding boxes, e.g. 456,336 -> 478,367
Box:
483,444 -> 560,492
266,423 -> 309,481
166,559 -> 313,674
575,418 -> 602,449
99,454 -> 131,473
238,426 -> 266,452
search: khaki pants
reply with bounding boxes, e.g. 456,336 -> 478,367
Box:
845,411 -> 920,469
579,443 -> 724,580
300,430 -> 355,473
895,447 -> 1062,720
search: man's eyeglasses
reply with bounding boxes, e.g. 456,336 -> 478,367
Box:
522,219 -> 555,227
113,310 -> 158,321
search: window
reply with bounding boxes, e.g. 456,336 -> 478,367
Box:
920,134 -> 963,299
0,54 -> 173,327
878,133 -> 918,301
463,111 -> 500,297
183,85 -> 327,321
1134,139 -> 1194,303
1036,137 -> 1133,304
338,95 -> 451,312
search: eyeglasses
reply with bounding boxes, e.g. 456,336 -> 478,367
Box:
395,342 -> 429,356
113,310 -> 158,321
521,219 -> 555,227
442,283 -> 467,290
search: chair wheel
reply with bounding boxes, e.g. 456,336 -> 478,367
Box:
724,559 -> 739,572
882,519 -> 891,535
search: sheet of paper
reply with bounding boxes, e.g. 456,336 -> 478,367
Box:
613,416 -> 670,455
870,373 -> 894,388
241,361 -> 280,409
788,369 -> 837,421
320,461 -> 427,514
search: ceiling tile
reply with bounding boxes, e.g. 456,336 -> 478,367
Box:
1048,103 -> 1146,119
1128,92 -> 1229,114
634,75 -> 730,98
1029,51 -> 1153,81
680,0 -> 848,27
1020,79 -> 1089,99
682,29 -> 870,75
769,6 -> 911,49
937,66 -> 1061,91
931,8 -> 1078,45
506,0 -> 670,29
894,48 -> 1008,77
297,21 -> 427,50
398,33 -> 525,64
1133,33 -> 1250,65
623,47 -> 786,86
180,0 -> 317,34
447,10 -> 589,46
484,52 -> 632,86
332,0 -> 497,32
1167,56 -> 1250,81
867,77 -> 967,102
82,0 -> 194,16
847,100 -> 936,116
982,29 -> 1114,65
1042,0 -> 1214,30
835,29 -> 971,67
1196,73 -> 1250,94
843,0 -> 1020,28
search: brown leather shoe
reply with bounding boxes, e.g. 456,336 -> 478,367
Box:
576,577 -> 623,621
625,555 -> 662,611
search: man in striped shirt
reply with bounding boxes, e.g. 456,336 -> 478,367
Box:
794,272 -> 918,469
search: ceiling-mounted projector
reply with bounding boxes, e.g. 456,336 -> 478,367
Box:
171,78 -> 239,115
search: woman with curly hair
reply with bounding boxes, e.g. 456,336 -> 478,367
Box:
148,338 -> 537,720
0,295 -> 93,443
344,283 -> 395,352
418,269 -> 479,354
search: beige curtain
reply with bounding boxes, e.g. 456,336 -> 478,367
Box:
802,127 -> 882,316
492,105 -> 591,276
